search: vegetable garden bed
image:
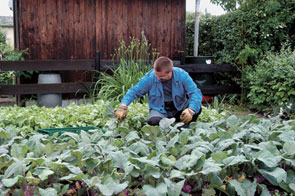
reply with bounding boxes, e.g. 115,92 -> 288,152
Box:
0,101 -> 294,195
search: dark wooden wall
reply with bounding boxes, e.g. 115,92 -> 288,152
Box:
16,0 -> 185,82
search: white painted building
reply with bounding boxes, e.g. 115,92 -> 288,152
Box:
0,16 -> 14,48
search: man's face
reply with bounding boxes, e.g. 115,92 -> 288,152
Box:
154,67 -> 173,82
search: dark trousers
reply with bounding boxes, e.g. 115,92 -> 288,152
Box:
148,107 -> 202,126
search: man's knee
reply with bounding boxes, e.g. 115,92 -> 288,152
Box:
148,117 -> 163,126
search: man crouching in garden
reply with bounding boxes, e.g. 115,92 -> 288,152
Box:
115,56 -> 202,126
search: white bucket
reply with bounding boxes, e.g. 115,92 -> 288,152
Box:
37,73 -> 62,107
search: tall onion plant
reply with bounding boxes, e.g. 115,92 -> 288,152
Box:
94,33 -> 159,102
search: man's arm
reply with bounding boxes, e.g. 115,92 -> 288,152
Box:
121,75 -> 151,106
182,71 -> 202,113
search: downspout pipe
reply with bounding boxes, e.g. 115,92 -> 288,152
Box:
194,0 -> 200,56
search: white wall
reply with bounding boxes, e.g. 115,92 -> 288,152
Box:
1,26 -> 14,48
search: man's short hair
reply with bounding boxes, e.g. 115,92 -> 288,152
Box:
154,56 -> 173,72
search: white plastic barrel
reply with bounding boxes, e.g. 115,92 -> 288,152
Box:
37,73 -> 62,107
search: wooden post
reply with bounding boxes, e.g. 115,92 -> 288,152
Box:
179,51 -> 186,65
95,51 -> 101,72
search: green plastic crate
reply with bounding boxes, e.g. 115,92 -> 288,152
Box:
37,126 -> 105,136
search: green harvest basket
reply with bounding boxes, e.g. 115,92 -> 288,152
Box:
37,126 -> 105,136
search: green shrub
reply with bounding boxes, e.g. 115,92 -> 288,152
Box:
95,33 -> 159,102
245,45 -> 295,117
186,0 -> 295,105
0,28 -> 27,85
186,0 -> 295,65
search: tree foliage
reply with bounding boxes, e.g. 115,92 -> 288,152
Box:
187,0 -> 295,65
210,0 -> 244,11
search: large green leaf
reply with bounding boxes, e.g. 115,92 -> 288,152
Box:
283,141 -> 295,155
229,180 -> 246,196
202,188 -> 216,196
284,157 -> 295,167
233,129 -> 248,140
126,131 -> 140,143
229,179 -> 257,196
63,163 -> 82,174
159,118 -> 175,130
59,173 -> 85,181
164,178 -> 185,196
97,177 -> 128,196
289,183 -> 295,192
216,139 -> 237,151
129,142 -> 150,156
255,150 -> 281,168
80,130 -> 91,144
209,173 -> 223,186
179,134 -> 188,145
2,175 -> 22,187
167,134 -> 179,148
145,164 -> 160,179
258,167 -> 287,185
211,151 -> 228,164
62,132 -> 80,142
175,155 -> 195,171
25,171 -> 40,184
0,129 -> 12,139
287,170 -> 295,184
242,179 -> 257,196
52,183 -> 69,195
142,126 -> 162,139
10,144 -> 28,159
201,159 -> 222,175
4,160 -> 26,178
131,156 -> 159,167
278,130 -> 295,142
257,184 -> 271,196
0,146 -> 8,155
161,155 -> 176,166
38,188 -> 58,196
38,169 -> 55,181
143,183 -> 168,196
169,169 -> 185,179
109,151 -> 130,169
258,142 -> 280,156
223,155 -> 248,167
156,140 -> 167,153
175,150 -> 203,171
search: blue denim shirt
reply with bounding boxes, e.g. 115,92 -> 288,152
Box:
121,67 -> 202,114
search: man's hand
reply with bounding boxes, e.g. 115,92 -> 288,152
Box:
115,104 -> 128,121
180,108 -> 195,124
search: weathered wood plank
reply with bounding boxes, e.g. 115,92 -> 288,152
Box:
0,82 -> 93,95
175,0 -> 185,59
199,85 -> 241,95
142,0 -> 152,48
0,83 -> 240,96
0,60 -> 95,71
176,64 -> 238,73
1,60 -> 236,73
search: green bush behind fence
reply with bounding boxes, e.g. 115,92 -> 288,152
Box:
186,0 -> 295,65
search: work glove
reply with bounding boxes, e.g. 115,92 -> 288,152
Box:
115,104 -> 128,121
180,108 -> 195,124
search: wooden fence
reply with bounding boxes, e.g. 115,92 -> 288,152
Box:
0,57 -> 240,97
